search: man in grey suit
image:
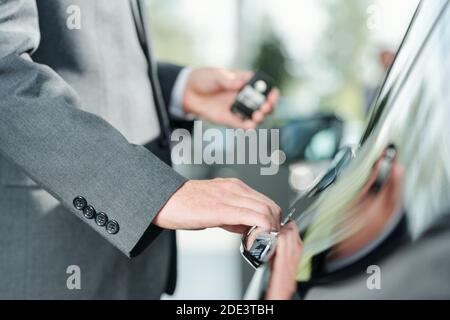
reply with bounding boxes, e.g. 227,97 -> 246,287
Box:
0,0 -> 281,299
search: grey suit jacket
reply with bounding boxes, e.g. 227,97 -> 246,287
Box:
0,0 -> 187,299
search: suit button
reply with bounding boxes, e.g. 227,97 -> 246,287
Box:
95,212 -> 108,227
83,205 -> 96,219
106,220 -> 120,235
73,196 -> 87,210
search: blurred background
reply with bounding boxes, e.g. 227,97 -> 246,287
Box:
145,0 -> 420,299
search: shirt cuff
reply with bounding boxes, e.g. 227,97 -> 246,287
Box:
169,67 -> 195,120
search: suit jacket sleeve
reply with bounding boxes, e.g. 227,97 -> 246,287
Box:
157,62 -> 195,131
0,0 -> 186,257
157,62 -> 183,108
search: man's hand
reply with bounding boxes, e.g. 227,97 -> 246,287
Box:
154,178 -> 281,234
182,67 -> 279,129
265,221 -> 303,300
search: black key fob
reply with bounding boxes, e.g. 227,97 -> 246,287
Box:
231,72 -> 274,119
241,231 -> 278,269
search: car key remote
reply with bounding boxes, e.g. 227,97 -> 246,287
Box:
241,231 -> 278,269
231,72 -> 274,119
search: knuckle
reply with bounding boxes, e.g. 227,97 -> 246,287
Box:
229,178 -> 241,184
263,210 -> 273,221
262,203 -> 272,215
213,177 -> 225,184
261,215 -> 273,229
222,180 -> 236,189
287,221 -> 297,230
232,179 -> 247,190
237,207 -> 252,219
274,206 -> 282,218
236,206 -> 247,216
276,204 -> 282,213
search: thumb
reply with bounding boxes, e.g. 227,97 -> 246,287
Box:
216,70 -> 248,91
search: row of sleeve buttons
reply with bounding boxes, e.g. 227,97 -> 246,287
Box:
72,196 -> 120,234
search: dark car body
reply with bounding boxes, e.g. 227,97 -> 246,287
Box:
243,0 -> 450,299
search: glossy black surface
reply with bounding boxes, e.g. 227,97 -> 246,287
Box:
242,0 -> 450,278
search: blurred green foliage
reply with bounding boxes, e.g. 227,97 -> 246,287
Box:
319,0 -> 370,120
251,29 -> 293,92
148,0 -> 373,122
